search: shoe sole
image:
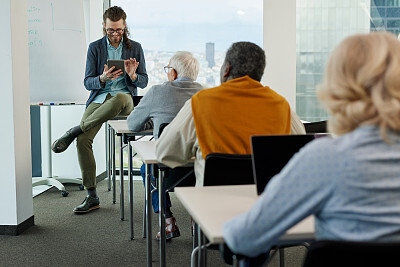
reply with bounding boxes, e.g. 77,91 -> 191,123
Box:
73,205 -> 100,214
51,140 -> 69,153
51,133 -> 75,153
166,231 -> 180,240
156,230 -> 181,241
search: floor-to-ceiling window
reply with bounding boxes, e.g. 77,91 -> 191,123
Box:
296,0 -> 400,122
108,0 -> 262,169
111,0 -> 262,94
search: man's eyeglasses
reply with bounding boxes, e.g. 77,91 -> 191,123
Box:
106,28 -> 124,34
164,66 -> 174,73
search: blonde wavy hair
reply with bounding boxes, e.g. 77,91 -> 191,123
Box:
318,32 -> 400,140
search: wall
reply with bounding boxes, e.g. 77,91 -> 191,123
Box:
0,0 -> 34,226
263,0 -> 296,110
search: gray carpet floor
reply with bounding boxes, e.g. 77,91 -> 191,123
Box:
0,179 -> 307,266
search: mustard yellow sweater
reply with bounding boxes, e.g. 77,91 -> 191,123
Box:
191,76 -> 291,158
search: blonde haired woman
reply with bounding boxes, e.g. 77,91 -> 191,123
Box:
223,32 -> 400,259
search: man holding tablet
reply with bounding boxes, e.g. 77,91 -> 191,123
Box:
52,6 -> 148,214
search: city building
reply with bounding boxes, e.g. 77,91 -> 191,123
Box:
206,42 -> 215,69
296,0 -> 400,122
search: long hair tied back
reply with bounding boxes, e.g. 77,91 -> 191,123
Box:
103,6 -> 132,49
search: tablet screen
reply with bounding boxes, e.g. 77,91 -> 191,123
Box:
107,59 -> 125,74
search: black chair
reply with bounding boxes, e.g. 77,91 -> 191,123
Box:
203,153 -> 254,186
304,120 -> 327,134
142,122 -> 195,237
158,122 -> 169,137
157,123 -> 196,191
303,240 -> 400,267
132,95 -> 143,107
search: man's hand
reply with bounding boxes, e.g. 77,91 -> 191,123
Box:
100,64 -> 123,83
125,58 -> 139,81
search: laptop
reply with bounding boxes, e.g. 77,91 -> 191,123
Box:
251,135 -> 316,195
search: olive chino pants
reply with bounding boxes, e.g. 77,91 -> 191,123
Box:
77,93 -> 134,189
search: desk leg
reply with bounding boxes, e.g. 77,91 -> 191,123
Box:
106,123 -> 111,191
159,168 -> 166,267
143,188 -> 147,238
128,141 -> 134,240
112,128 -> 116,204
120,135 -> 124,221
278,248 -> 285,267
146,164 -> 152,267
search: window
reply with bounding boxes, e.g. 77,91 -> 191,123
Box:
112,0 -> 262,94
109,0 -> 262,170
296,0 -> 400,122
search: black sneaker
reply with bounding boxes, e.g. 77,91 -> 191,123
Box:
73,195 -> 100,213
51,129 -> 76,153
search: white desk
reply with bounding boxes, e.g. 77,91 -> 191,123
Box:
175,185 -> 315,265
107,120 -> 152,238
131,141 -> 162,267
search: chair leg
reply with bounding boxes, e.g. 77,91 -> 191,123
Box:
193,221 -> 199,265
278,248 -> 285,267
191,246 -> 200,267
198,227 -> 207,266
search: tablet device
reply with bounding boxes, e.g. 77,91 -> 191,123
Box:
107,59 -> 125,74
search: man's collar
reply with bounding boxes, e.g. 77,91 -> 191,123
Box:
175,78 -> 193,82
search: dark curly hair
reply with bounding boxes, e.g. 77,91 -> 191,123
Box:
103,6 -> 132,49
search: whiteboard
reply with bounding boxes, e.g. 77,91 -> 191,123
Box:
27,0 -> 89,103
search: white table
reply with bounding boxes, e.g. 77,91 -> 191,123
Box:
107,120 -> 152,238
174,185 -> 315,266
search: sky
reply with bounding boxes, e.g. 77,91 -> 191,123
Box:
112,0 -> 263,52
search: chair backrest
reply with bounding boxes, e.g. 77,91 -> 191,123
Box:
132,96 -> 143,107
251,135 -> 315,195
158,122 -> 170,138
203,153 -> 254,186
304,120 -> 327,134
303,240 -> 400,267
157,122 -> 196,190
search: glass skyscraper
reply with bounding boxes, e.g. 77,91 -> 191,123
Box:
296,0 -> 400,122
206,42 -> 215,69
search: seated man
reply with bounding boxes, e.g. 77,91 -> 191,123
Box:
155,41 -> 296,186
223,32 -> 400,263
127,51 -> 203,240
51,6 -> 148,213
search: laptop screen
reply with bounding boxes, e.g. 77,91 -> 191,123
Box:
251,135 -> 316,195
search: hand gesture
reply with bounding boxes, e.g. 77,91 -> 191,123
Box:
99,64 -> 123,83
125,58 -> 139,81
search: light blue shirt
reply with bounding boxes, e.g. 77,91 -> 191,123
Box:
223,126 -> 400,257
92,37 -> 130,103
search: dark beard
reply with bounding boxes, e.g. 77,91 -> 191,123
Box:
108,35 -> 121,46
